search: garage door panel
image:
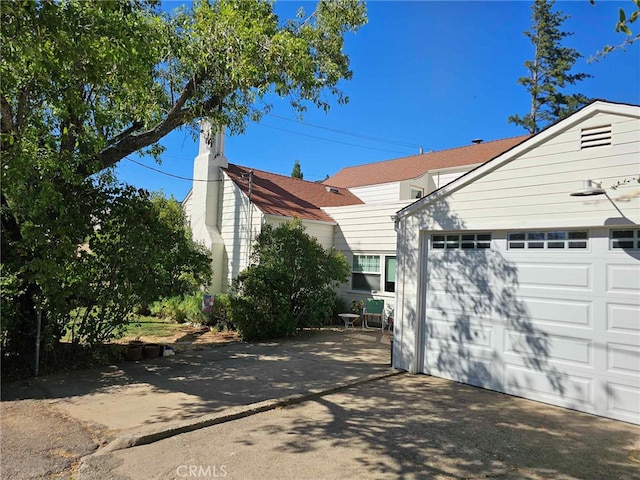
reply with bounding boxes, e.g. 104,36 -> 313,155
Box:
505,365 -> 594,407
516,296 -> 592,328
606,302 -> 640,333
516,262 -> 592,290
607,264 -> 640,293
607,343 -> 640,376
426,317 -> 496,350
606,383 -> 640,423
504,330 -> 593,368
426,351 -> 500,389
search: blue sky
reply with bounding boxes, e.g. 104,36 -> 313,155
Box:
115,0 -> 640,200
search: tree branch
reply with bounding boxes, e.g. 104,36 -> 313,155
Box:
93,72 -> 222,173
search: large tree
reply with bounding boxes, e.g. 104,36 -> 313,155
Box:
0,0 -> 366,366
509,0 -> 591,133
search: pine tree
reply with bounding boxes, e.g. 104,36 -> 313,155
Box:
509,0 -> 592,133
291,160 -> 304,179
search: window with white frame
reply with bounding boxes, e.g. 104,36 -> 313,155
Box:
352,254 -> 396,293
432,233 -> 492,249
507,231 -> 588,249
410,187 -> 424,199
610,229 -> 640,249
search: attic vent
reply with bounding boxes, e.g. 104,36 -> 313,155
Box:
580,125 -> 612,149
326,187 -> 339,194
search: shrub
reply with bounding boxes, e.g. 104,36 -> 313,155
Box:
230,220 -> 350,341
203,293 -> 234,331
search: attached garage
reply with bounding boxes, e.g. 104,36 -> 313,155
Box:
392,101 -> 640,425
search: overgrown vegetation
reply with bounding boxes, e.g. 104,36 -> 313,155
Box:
1,0 -> 365,376
230,220 -> 350,341
148,292 -> 234,331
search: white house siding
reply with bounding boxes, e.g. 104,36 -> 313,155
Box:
263,216 -> 335,250
324,201 -> 411,306
348,182 -> 400,204
182,190 -> 193,224
430,166 -> 478,190
416,113 -> 640,232
218,172 -> 264,292
324,201 -> 411,252
394,105 -> 640,424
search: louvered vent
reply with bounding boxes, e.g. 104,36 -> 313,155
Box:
580,124 -> 612,149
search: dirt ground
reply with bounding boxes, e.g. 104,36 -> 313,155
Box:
122,325 -> 240,351
1,327 -> 240,480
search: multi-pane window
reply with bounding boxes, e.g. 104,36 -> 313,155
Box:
508,231 -> 588,249
610,229 -> 640,249
352,255 -> 396,293
432,233 -> 491,249
410,187 -> 424,199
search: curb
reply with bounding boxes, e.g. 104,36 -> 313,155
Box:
93,369 -> 403,456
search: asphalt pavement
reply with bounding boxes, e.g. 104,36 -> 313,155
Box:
2,329 -> 639,480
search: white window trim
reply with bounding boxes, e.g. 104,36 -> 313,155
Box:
610,228 -> 640,250
431,233 -> 492,250
507,230 -> 589,251
351,253 -> 396,294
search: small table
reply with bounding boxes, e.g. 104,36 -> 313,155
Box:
338,313 -> 360,329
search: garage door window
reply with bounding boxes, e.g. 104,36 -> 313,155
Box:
610,229 -> 640,249
508,231 -> 588,249
432,233 -> 491,249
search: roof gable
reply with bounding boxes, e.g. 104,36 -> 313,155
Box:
224,164 -> 363,223
395,100 -> 640,220
323,135 -> 530,188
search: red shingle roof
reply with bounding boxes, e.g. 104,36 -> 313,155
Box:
224,164 -> 363,223
323,135 -> 531,188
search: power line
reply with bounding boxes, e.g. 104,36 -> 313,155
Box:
266,112 -> 419,148
124,157 -> 218,182
254,122 -> 415,155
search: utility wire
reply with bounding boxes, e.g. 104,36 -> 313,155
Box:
254,122 -> 415,155
266,112 -> 419,148
124,157 -> 218,182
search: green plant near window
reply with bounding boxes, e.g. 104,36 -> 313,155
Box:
350,299 -> 364,315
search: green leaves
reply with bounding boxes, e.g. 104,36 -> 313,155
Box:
509,0 -> 591,133
231,220 -> 350,341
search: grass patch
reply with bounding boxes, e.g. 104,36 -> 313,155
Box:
120,315 -> 186,341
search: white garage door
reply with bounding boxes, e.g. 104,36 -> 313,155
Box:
422,227 -> 640,424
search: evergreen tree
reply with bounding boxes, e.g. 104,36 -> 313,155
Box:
291,160 -> 304,179
509,0 -> 592,133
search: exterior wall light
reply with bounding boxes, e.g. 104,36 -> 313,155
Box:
570,180 -> 606,197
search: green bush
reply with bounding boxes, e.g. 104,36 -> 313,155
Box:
203,293 -> 234,331
231,266 -> 297,341
230,220 -> 349,341
331,296 -> 348,324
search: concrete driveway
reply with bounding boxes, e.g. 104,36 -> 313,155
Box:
3,329 -> 639,479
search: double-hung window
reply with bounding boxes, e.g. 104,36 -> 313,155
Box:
352,255 -> 396,293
